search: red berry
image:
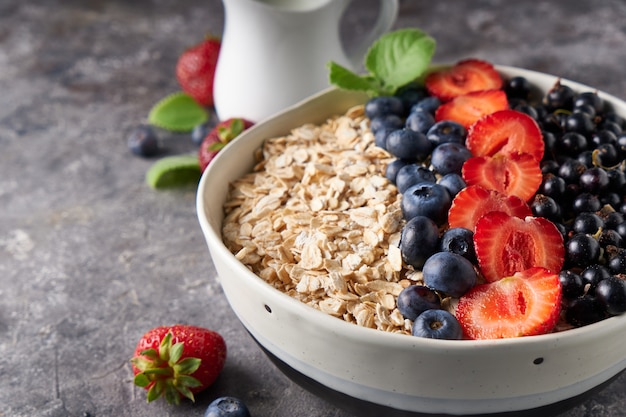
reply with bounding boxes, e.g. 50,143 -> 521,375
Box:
198,118 -> 254,172
456,267 -> 562,339
447,185 -> 531,231
176,37 -> 221,107
473,211 -> 565,283
435,89 -> 509,129
462,153 -> 543,202
466,109 -> 544,161
425,59 -> 503,101
130,324 -> 226,404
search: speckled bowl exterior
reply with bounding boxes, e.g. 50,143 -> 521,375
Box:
197,66 -> 626,416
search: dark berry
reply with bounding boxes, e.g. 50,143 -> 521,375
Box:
595,277 -> 626,315
369,114 -> 404,134
411,96 -> 441,115
573,91 -> 604,115
565,295 -> 607,327
397,285 -> 441,321
440,227 -> 476,263
426,120 -> 467,146
405,109 -> 435,134
412,309 -> 463,340
607,247 -> 626,275
395,164 -> 436,194
385,159 -> 411,185
558,158 -> 586,184
365,95 -> 404,119
399,216 -> 440,269
385,129 -> 432,162
396,83 -> 427,114
204,396 -> 251,417
539,174 -> 566,199
571,193 -> 602,214
530,194 -> 562,222
430,142 -> 472,176
565,233 -> 601,267
580,264 -> 611,291
543,80 -> 575,111
191,121 -> 211,146
401,182 -> 452,225
505,76 -> 532,100
422,252 -> 477,298
564,112 -> 595,136
571,212 -> 604,235
437,173 -> 466,198
558,270 -> 585,300
127,125 -> 159,157
558,132 -> 587,155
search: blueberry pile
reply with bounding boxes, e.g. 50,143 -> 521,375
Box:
365,77 -> 626,338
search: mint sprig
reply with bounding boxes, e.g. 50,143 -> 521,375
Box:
328,28 -> 436,97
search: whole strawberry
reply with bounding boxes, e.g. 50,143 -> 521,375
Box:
199,118 -> 254,172
130,324 -> 226,404
176,37 -> 221,107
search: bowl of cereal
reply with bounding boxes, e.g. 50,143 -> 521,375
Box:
197,64 -> 626,416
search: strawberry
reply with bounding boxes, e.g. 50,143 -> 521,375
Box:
456,267 -> 562,339
130,324 -> 226,404
447,185 -> 531,231
199,118 -> 254,172
434,89 -> 508,129
461,153 -> 543,202
473,211 -> 565,282
425,59 -> 503,101
176,37 -> 221,107
465,109 -> 544,161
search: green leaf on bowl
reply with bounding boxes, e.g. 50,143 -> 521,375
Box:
328,28 -> 436,97
145,154 -> 201,189
148,92 -> 209,132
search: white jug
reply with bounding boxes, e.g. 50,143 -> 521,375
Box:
213,0 -> 399,122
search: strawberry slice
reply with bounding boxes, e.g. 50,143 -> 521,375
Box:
466,109 -> 544,161
435,90 -> 508,129
456,267 -> 562,339
462,153 -> 543,202
425,59 -> 503,101
447,185 -> 531,230
473,211 -> 564,282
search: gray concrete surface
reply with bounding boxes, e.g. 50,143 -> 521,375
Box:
1,0 -> 626,416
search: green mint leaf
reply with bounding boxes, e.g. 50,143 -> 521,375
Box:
148,92 -> 209,132
365,28 -> 436,95
327,61 -> 381,95
145,154 -> 201,190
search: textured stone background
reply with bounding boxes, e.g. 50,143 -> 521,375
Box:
1,0 -> 626,416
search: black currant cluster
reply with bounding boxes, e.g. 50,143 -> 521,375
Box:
507,76 -> 626,327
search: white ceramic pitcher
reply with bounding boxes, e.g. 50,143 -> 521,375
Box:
213,0 -> 399,122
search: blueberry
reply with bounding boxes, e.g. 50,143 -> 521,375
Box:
399,216 -> 440,269
127,125 -> 159,157
430,142 -> 472,176
437,173 -> 466,198
412,309 -> 463,340
385,129 -> 432,162
440,227 -> 476,263
204,396 -> 251,417
422,252 -> 477,297
191,121 -> 211,146
369,114 -> 404,134
411,96 -> 441,115
385,159 -> 411,185
405,109 -> 435,134
396,83 -> 427,114
401,182 -> 452,225
595,276 -> 626,315
395,164 -> 436,194
397,285 -> 441,321
365,95 -> 404,119
374,127 -> 395,149
426,120 -> 467,146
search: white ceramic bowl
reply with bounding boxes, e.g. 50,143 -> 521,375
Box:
197,66 -> 626,416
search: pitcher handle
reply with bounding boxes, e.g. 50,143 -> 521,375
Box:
346,0 -> 399,70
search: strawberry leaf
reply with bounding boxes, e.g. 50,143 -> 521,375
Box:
148,92 -> 209,132
169,342 -> 184,364
176,384 -> 196,403
174,357 -> 201,375
134,373 -> 151,388
177,375 -> 203,388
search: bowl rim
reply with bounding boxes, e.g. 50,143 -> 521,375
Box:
197,63 -> 626,350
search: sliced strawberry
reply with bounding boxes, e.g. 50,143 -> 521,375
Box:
461,153 -> 543,202
425,59 -> 503,101
447,185 -> 531,231
466,109 -> 544,161
435,90 -> 508,129
473,211 -> 564,282
456,267 -> 562,339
